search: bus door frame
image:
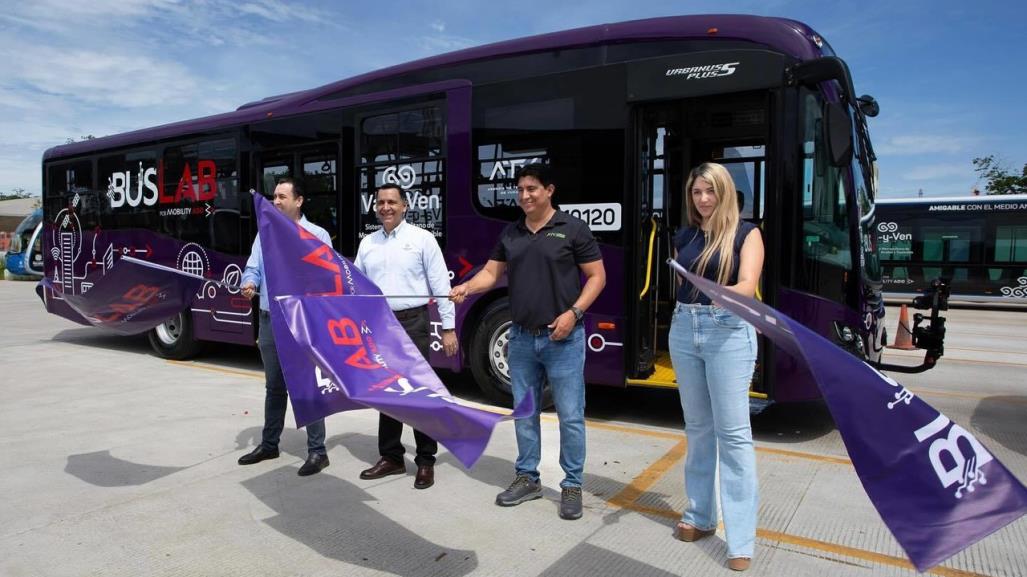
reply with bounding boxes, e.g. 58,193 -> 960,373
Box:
627,101 -> 689,379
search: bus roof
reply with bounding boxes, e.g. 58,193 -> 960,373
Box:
876,194 -> 1027,204
43,14 -> 826,162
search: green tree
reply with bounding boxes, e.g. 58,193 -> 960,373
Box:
64,134 -> 97,144
0,187 -> 31,201
972,155 -> 1027,195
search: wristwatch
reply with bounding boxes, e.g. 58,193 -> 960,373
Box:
569,306 -> 584,322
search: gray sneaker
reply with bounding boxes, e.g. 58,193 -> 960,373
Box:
559,486 -> 583,520
496,475 -> 542,506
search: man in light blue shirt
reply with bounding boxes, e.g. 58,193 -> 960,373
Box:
354,183 -> 457,490
237,178 -> 331,477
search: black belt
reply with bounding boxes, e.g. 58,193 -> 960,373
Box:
522,325 -> 550,337
393,305 -> 428,321
517,322 -> 580,337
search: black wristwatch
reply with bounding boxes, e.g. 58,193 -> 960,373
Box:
569,306 -> 584,322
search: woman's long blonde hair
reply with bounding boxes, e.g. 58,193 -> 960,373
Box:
684,162 -> 741,286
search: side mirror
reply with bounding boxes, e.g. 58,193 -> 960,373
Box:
858,94 -> 880,118
789,57 -> 857,104
824,101 -> 853,167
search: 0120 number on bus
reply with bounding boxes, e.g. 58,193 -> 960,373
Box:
561,203 -> 622,231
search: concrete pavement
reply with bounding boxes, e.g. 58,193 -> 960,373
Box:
1,280 -> 1025,577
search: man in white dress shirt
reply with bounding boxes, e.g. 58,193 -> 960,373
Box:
354,183 -> 458,489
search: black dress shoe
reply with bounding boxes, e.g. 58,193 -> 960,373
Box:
297,453 -> 329,476
414,464 -> 434,489
238,446 -> 280,465
359,457 -> 406,480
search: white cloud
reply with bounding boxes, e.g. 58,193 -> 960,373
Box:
238,0 -> 326,23
874,134 -> 979,156
5,46 -> 202,108
0,0 -> 178,34
902,163 -> 974,182
431,20 -> 446,33
419,34 -> 475,54
0,120 -> 82,149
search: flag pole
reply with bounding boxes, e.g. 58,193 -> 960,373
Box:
273,294 -> 451,300
121,255 -> 260,296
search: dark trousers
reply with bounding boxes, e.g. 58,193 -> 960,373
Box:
379,306 -> 438,466
257,311 -> 326,455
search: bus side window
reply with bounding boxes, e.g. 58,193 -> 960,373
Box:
801,94 -> 852,271
797,91 -> 853,304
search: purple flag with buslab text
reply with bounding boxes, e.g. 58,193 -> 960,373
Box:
668,259 -> 1027,571
254,192 -> 534,467
254,192 -> 378,421
40,256 -> 206,335
276,294 -> 534,468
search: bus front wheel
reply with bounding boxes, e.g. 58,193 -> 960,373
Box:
148,311 -> 204,360
469,299 -> 553,409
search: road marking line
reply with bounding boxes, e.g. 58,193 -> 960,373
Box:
944,345 -> 1025,355
610,443 -> 987,577
166,360 -> 263,380
608,440 -> 687,508
756,528 -> 988,577
756,446 -> 851,465
545,415 -> 854,465
912,388 -> 1027,404
542,416 -> 684,440
888,356 -> 1027,369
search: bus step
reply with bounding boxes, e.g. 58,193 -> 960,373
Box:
627,352 -> 774,410
749,397 -> 774,415
627,351 -> 678,388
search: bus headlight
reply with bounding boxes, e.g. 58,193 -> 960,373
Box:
832,321 -> 866,358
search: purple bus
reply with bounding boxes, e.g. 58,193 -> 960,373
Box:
38,15 -> 947,410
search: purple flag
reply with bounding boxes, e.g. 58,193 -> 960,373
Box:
254,192 -> 534,466
668,259 -> 1027,571
40,256 -> 206,335
253,193 -> 375,421
276,294 -> 533,468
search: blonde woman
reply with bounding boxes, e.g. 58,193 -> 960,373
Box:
669,162 -> 764,571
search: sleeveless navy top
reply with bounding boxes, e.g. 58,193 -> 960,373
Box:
673,221 -> 757,305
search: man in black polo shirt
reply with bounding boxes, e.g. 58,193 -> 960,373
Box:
450,163 -> 605,520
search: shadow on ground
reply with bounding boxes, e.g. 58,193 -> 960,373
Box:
971,396 -> 1027,458
240,468 -> 479,577
65,450 -> 186,487
751,400 -> 836,444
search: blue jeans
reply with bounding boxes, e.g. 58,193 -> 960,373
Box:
668,303 -> 758,559
508,323 -> 586,488
257,311 -> 326,455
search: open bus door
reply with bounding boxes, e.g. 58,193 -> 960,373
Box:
628,95 -> 772,410
628,104 -> 683,389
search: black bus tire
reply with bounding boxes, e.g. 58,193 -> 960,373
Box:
147,311 -> 204,360
469,299 -> 553,409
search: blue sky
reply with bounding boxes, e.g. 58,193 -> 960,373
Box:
1,0 -> 1023,198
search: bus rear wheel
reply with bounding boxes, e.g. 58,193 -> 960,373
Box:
469,299 -> 553,409
148,311 -> 203,360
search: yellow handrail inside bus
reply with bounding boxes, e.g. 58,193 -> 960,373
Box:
639,216 -> 657,299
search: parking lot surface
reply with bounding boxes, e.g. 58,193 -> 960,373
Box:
1,280 -> 1025,577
